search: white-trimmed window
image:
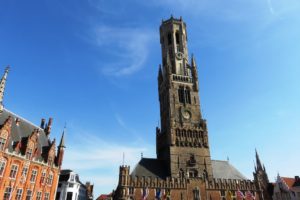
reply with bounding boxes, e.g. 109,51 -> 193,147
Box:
47,172 -> 53,185
15,188 -> 23,200
30,169 -> 38,182
26,190 -> 32,200
0,159 -> 6,176
21,166 -> 29,178
0,137 -> 6,150
9,164 -> 19,179
3,186 -> 12,200
41,170 -> 46,184
48,156 -> 53,166
36,191 -> 42,200
44,192 -> 50,200
26,148 -> 33,160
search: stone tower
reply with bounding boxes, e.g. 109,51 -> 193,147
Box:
156,16 -> 213,180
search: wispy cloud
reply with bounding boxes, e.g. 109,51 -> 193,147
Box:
267,0 -> 275,14
93,25 -> 155,76
61,128 -> 151,195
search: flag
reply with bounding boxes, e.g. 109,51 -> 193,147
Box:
226,190 -> 232,200
155,188 -> 162,200
245,191 -> 255,200
162,189 -> 170,200
237,190 -> 244,200
141,187 -> 149,200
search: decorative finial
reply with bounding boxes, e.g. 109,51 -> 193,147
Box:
0,66 -> 10,112
122,152 -> 125,166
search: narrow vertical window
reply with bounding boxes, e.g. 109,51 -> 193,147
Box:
3,186 -> 12,200
30,169 -> 38,182
15,188 -> 23,200
21,166 -> 29,179
0,159 -> 6,176
167,33 -> 172,45
26,148 -> 33,160
0,137 -> 6,150
26,190 -> 32,200
193,187 -> 200,200
185,89 -> 191,104
41,170 -> 46,184
178,87 -> 185,103
9,164 -> 18,179
36,191 -> 42,200
175,32 -> 180,44
47,173 -> 53,185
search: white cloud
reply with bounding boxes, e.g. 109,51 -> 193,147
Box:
94,25 -> 155,76
61,128 -> 152,195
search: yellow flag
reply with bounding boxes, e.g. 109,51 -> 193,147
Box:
226,190 -> 232,200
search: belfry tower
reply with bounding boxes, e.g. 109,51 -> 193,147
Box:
156,17 -> 213,180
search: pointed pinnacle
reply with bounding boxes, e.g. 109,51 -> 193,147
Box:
191,54 -> 197,67
59,129 -> 66,148
0,66 -> 10,110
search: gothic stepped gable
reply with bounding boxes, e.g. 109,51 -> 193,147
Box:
0,109 -> 52,161
0,67 -> 65,200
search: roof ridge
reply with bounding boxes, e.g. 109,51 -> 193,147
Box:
3,108 -> 44,131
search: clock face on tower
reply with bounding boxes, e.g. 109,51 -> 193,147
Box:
175,52 -> 183,60
182,109 -> 191,119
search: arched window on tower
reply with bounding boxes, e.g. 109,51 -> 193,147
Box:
175,32 -> 181,53
176,32 -> 180,44
193,187 -> 201,200
167,33 -> 172,45
178,87 -> 185,103
178,87 -> 191,104
185,88 -> 191,104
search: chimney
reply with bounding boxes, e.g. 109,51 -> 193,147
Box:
15,118 -> 21,126
40,118 -> 45,129
45,117 -> 53,137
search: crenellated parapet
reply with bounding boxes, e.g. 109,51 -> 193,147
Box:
128,176 -> 187,189
206,178 -> 257,191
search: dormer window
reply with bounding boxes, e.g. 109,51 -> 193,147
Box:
0,130 -> 8,151
48,156 -> 53,166
26,148 -> 33,160
0,137 -> 6,151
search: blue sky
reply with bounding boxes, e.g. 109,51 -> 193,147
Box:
1,0 -> 300,196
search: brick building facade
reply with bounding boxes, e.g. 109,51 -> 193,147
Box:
0,67 -> 65,200
112,17 -> 271,200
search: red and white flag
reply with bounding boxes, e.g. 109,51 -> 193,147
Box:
237,190 -> 244,200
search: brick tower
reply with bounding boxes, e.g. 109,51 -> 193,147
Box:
156,16 -> 213,180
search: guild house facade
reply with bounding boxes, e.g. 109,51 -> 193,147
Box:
113,17 -> 272,200
0,67 -> 65,200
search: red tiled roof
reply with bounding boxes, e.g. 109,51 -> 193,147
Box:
96,194 -> 111,200
281,177 -> 295,188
